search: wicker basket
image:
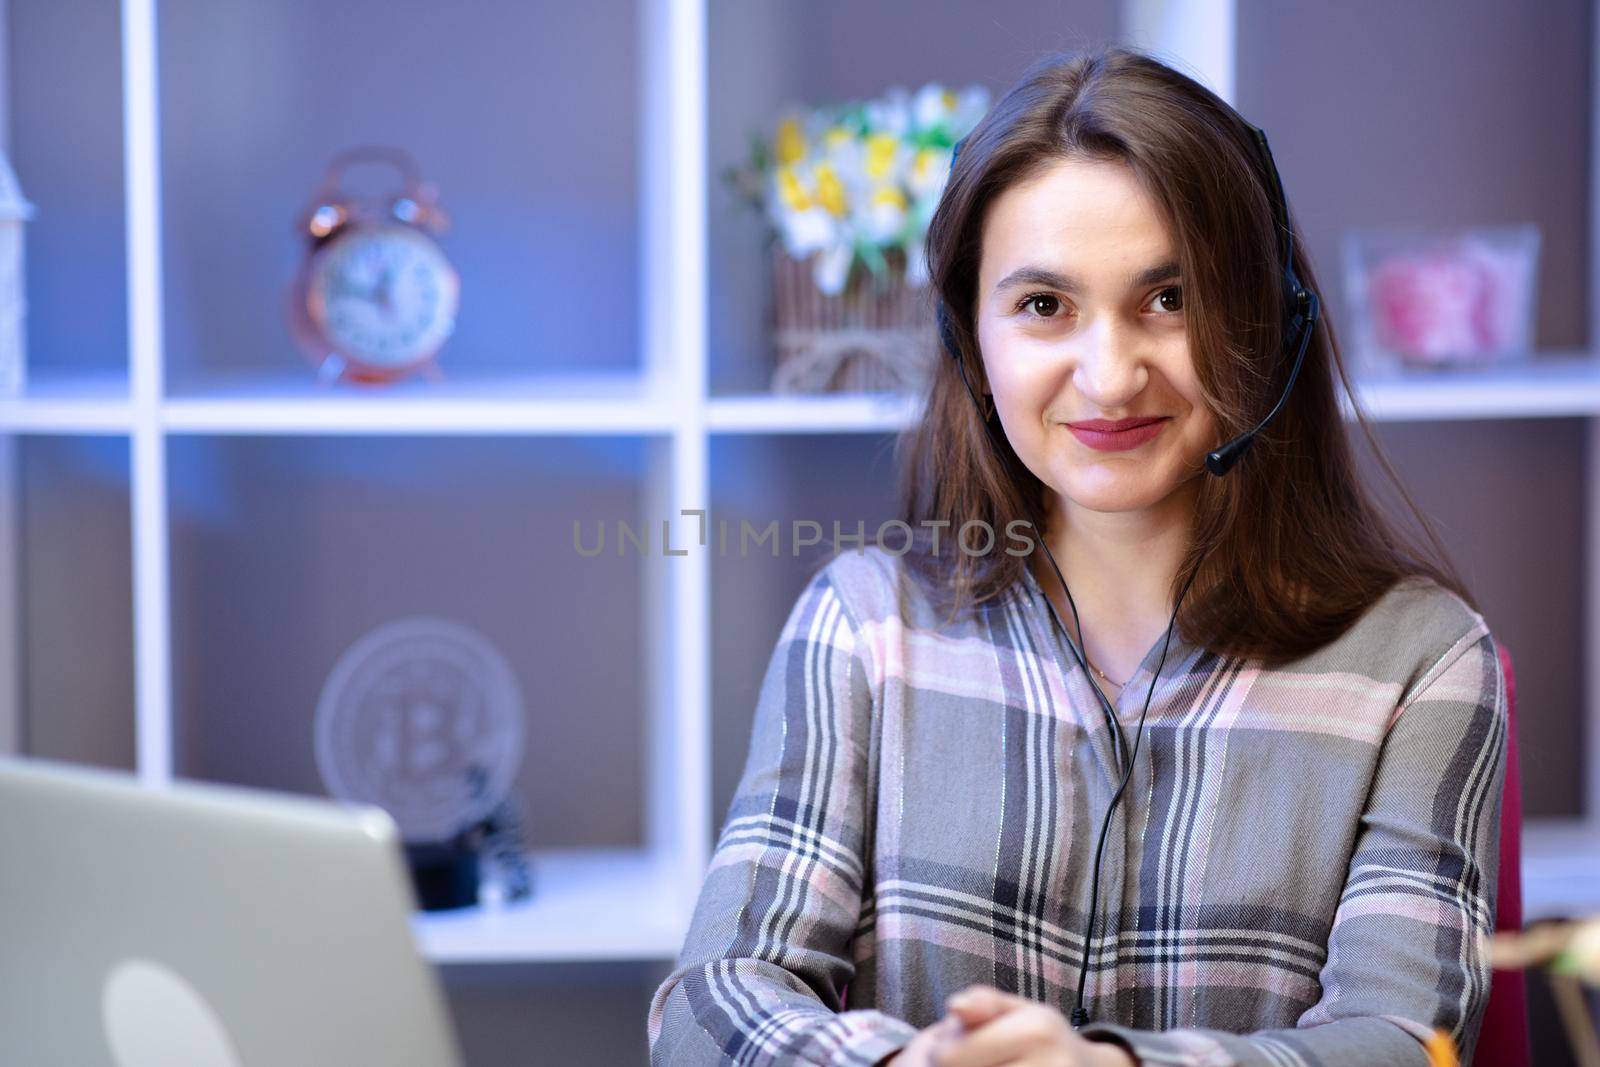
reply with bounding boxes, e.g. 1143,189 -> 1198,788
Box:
769,243 -> 940,395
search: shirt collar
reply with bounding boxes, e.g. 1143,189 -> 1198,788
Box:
1016,555 -> 1204,690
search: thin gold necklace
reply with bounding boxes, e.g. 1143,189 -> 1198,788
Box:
1034,566 -> 1130,690
1083,652 -> 1128,690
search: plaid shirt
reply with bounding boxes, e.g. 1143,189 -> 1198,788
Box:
648,546 -> 1507,1066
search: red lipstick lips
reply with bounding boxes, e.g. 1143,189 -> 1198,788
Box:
1065,416 -> 1170,451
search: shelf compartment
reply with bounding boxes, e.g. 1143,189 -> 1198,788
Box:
157,0 -> 642,384
166,434 -> 653,892
704,1 -> 1122,396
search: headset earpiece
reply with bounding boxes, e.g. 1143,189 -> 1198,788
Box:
1202,126 -> 1320,477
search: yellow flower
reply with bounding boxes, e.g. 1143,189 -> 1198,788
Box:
907,146 -> 950,200
775,117 -> 807,166
813,163 -> 848,216
865,133 -> 900,180
942,88 -> 958,110
776,166 -> 810,212
822,125 -> 853,152
871,185 -> 907,210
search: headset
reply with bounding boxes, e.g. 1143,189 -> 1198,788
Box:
934,123 -> 1320,1028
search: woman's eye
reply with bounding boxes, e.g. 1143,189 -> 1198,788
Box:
1015,292 -> 1062,318
1150,285 -> 1184,314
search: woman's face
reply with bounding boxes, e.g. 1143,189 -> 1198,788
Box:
974,156 -> 1220,520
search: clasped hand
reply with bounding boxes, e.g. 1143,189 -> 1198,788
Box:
885,985 -> 1136,1067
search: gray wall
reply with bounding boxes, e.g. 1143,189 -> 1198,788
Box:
18,436 -> 134,769
9,0 -> 126,377
1237,0 -> 1592,815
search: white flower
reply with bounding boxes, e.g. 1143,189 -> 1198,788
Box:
812,242 -> 854,296
857,185 -> 908,244
912,82 -> 955,132
865,85 -> 912,138
818,125 -> 862,175
953,85 -> 990,134
779,206 -> 837,258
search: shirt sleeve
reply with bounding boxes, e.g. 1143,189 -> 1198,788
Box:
1078,627 -> 1509,1067
647,561 -> 920,1066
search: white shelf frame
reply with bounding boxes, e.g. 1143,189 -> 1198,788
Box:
0,0 -> 1593,963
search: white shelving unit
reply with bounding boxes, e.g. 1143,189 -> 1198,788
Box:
0,0 -> 1595,968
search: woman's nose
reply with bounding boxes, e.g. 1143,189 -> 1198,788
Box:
1071,318 -> 1148,407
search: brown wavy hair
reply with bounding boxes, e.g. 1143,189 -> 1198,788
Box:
893,45 -> 1475,666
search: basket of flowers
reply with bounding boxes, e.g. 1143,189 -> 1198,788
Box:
726,82 -> 989,395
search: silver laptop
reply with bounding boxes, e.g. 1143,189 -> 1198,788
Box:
0,755 -> 466,1067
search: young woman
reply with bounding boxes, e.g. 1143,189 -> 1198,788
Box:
649,47 -> 1507,1067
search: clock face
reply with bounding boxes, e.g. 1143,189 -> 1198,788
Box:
306,223 -> 459,369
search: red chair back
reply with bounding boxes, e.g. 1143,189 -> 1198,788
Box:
1477,640 -> 1530,1067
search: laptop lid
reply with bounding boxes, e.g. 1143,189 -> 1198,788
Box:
0,755 -> 466,1067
